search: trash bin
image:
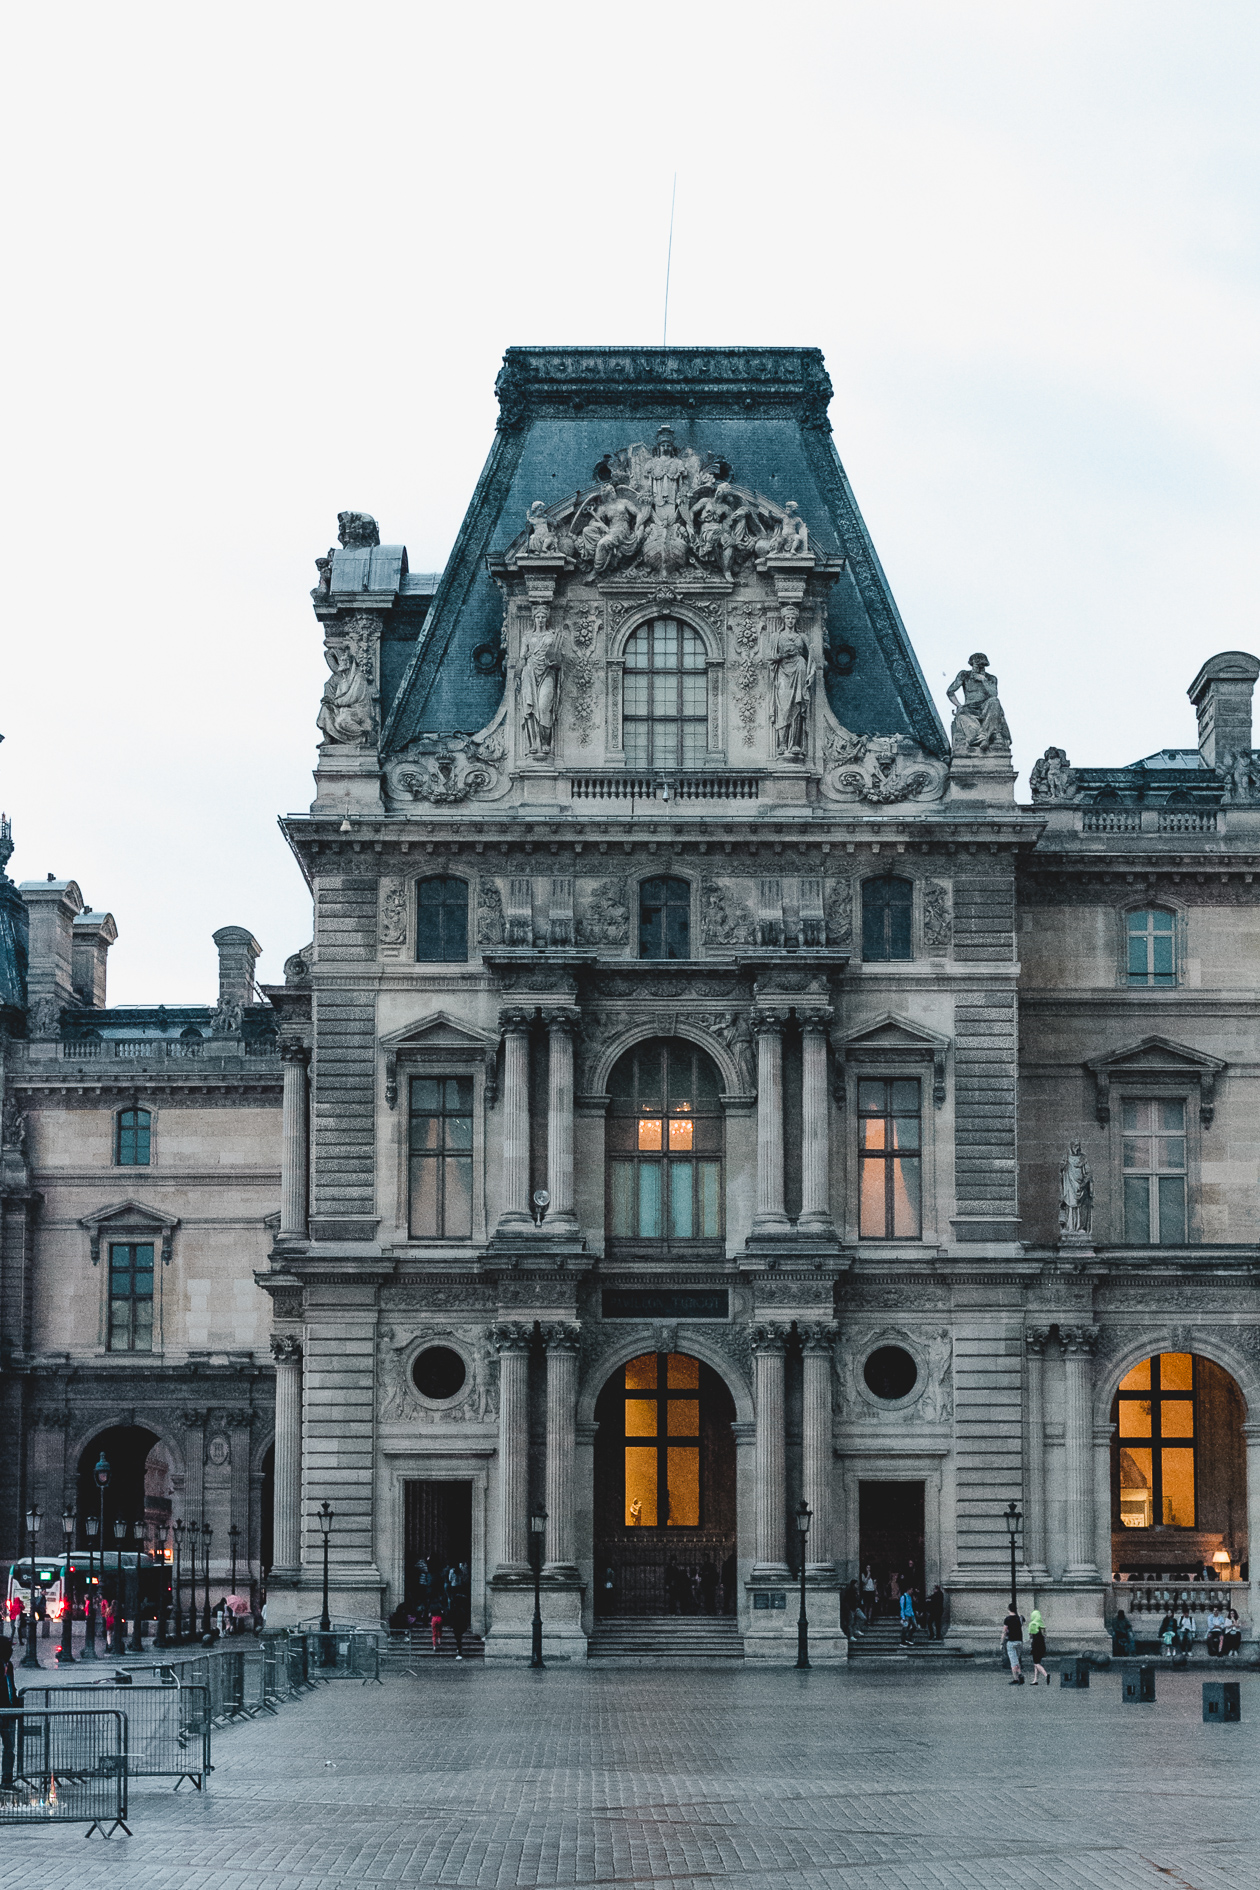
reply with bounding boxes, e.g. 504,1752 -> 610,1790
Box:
1060,1657 -> 1090,1689
1123,1663 -> 1155,1704
1203,1681 -> 1241,1723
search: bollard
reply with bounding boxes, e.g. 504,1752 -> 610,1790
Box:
1203,1681 -> 1241,1723
1123,1663 -> 1156,1704
1060,1656 -> 1090,1689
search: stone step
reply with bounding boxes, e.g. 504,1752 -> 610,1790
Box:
588,1616 -> 744,1662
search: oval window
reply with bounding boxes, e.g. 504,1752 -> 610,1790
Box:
411,1346 -> 467,1400
863,1345 -> 918,1401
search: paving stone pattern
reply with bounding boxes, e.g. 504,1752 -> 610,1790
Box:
3,1666 -> 1256,1890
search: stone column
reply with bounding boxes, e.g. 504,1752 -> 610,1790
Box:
799,1324 -> 837,1572
1061,1325 -> 1100,1578
278,1045 -> 309,1240
543,1323 -> 580,1576
751,1012 -> 789,1234
544,1011 -> 577,1230
497,1009 -> 532,1232
492,1323 -> 532,1574
1243,1422 -> 1260,1635
1024,1328 -> 1050,1579
751,1324 -> 789,1573
269,1337 -> 303,1575
798,1007 -> 834,1234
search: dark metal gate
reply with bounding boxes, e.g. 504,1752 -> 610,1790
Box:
594,1531 -> 736,1615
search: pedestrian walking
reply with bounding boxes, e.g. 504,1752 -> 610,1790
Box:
0,1636 -> 17,1790
927,1584 -> 946,1640
444,1562 -> 470,1660
898,1588 -> 918,1645
861,1564 -> 877,1619
1027,1607 -> 1049,1686
1001,1604 -> 1025,1684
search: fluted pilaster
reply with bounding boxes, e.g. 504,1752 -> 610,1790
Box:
798,1008 -> 834,1233
270,1337 -> 303,1574
497,1010 -> 532,1230
752,1012 -> 788,1233
1024,1328 -> 1050,1578
492,1323 -> 533,1573
752,1323 -> 789,1572
799,1323 -> 837,1570
544,1011 -> 577,1228
1061,1325 -> 1099,1577
278,1044 -> 309,1239
543,1323 -> 580,1574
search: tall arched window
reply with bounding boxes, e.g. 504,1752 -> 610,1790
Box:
639,877 -> 690,960
416,876 -> 468,963
606,1038 -> 723,1248
862,876 -> 913,961
116,1107 -> 151,1166
1126,908 -> 1176,987
623,619 -> 707,768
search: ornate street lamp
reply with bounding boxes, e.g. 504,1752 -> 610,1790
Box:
185,1521 -> 200,1641
20,1506 -> 42,1669
112,1516 -> 128,1653
83,1512 -> 100,1660
154,1526 -> 170,1648
58,1505 -> 76,1665
1004,1500 -> 1022,1614
129,1519 -> 147,1652
201,1524 -> 214,1639
529,1508 -> 547,1671
795,1499 -> 812,1671
229,1521 -> 241,1602
317,1502 -> 334,1666
172,1519 -> 186,1645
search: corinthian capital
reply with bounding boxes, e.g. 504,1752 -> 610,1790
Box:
490,1320 -> 534,1354
1059,1324 -> 1100,1356
1024,1327 -> 1052,1357
270,1334 -> 303,1365
750,1322 -> 790,1354
798,1322 -> 838,1355
541,1321 -> 581,1352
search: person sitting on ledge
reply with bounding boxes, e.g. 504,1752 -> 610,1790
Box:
1112,1611 -> 1135,1657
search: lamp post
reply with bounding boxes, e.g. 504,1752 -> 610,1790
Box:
201,1524 -> 214,1639
91,1451 -> 110,1656
1004,1500 -> 1022,1614
129,1519 -> 147,1652
58,1506 -> 76,1665
795,1499 -> 812,1670
229,1521 -> 240,1598
154,1526 -> 170,1648
172,1520 -> 186,1645
317,1502 -> 333,1666
112,1517 -> 128,1653
20,1506 -> 42,1669
83,1513 -> 100,1660
185,1521 -> 199,1641
529,1507 -> 547,1670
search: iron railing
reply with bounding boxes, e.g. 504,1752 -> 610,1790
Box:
0,1707 -> 129,1837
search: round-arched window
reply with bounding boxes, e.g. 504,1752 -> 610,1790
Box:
412,1346 -> 467,1400
864,1346 -> 918,1401
606,1038 -> 723,1247
623,619 -> 707,769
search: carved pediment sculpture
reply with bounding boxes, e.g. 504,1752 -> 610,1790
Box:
821,723 -> 946,805
384,706 -> 508,807
503,426 -> 820,585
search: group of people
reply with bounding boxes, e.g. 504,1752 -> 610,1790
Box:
843,1566 -> 947,1644
1153,1605 -> 1244,1658
1000,1606 -> 1050,1686
662,1557 -> 735,1615
390,1557 -> 471,1657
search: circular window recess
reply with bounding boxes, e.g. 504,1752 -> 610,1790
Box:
863,1345 -> 918,1401
411,1346 -> 467,1400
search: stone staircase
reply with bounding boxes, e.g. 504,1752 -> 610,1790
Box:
587,1616 -> 745,1665
846,1616 -> 906,1656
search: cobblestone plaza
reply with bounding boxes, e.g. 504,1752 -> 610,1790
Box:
5,1665 -> 1257,1889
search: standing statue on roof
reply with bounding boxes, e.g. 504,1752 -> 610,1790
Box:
947,652 -> 1011,754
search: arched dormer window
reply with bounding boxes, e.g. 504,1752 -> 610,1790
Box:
623,620 -> 707,769
862,877 -> 913,961
606,1038 -> 723,1248
640,877 -> 690,960
1126,908 -> 1176,987
115,1107 -> 151,1166
416,876 -> 468,963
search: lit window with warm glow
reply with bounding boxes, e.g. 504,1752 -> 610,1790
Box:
607,1040 -> 722,1246
1116,1352 -> 1196,1528
620,1352 -> 701,1528
858,1078 -> 921,1239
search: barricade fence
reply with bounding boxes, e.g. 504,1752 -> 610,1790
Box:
21,1684 -> 210,1791
0,1707 -> 130,1837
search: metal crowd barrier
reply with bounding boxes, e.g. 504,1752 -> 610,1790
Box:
21,1683 -> 210,1791
289,1625 -> 383,1684
0,1707 -> 129,1837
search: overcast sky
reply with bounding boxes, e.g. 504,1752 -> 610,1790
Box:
4,2 -> 1258,1004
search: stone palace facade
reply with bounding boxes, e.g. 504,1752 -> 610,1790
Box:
3,345 -> 1258,1656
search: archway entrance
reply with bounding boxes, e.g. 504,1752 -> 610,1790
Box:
1111,1350 -> 1247,1580
593,1351 -> 736,1615
75,1425 -> 166,1547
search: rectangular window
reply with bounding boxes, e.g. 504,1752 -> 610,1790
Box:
108,1243 -> 154,1352
408,1076 -> 473,1238
116,1109 -> 151,1166
1121,1098 -> 1186,1242
858,1078 -> 922,1238
1126,909 -> 1176,987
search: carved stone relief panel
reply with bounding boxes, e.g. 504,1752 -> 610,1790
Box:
835,1325 -> 953,1424
575,878 -> 630,948
922,880 -> 952,953
378,1324 -> 499,1425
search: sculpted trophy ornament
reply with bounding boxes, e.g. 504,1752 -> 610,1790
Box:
821,726 -> 947,804
519,607 -> 563,759
946,653 -> 1011,754
1058,1140 -> 1094,1240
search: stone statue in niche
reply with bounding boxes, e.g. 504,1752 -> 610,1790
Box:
524,500 -> 559,557
769,607 -> 816,759
708,1010 -> 757,1092
380,883 -> 407,947
317,644 -> 375,745
1029,747 -> 1075,799
947,652 -> 1011,754
1058,1140 -> 1093,1239
519,607 -> 563,758
1218,747 -> 1260,803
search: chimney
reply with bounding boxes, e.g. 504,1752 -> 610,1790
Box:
1188,651 -> 1260,768
72,910 -> 119,1008
19,877 -> 84,1010
212,925 -> 262,1009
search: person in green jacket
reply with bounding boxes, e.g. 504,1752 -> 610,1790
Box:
1027,1608 -> 1050,1686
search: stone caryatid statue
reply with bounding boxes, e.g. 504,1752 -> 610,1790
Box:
946,652 -> 1011,755
1029,746 -> 1074,799
317,644 -> 375,745
519,607 -> 563,759
1058,1139 -> 1093,1239
769,606 -> 816,759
